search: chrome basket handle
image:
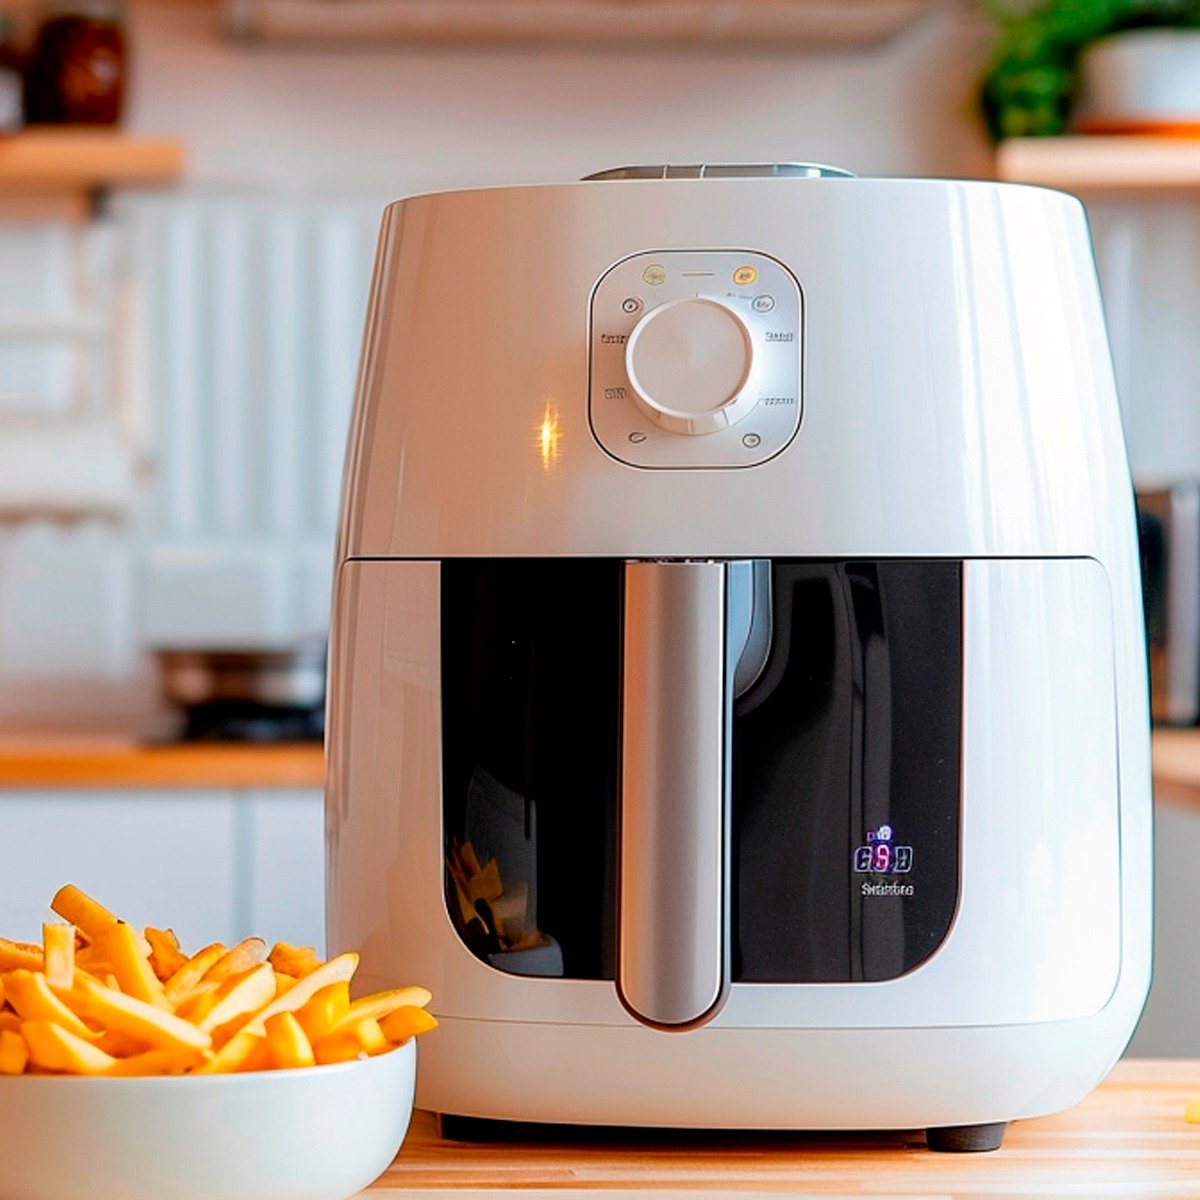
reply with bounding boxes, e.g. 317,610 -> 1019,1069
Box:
618,559 -> 731,1029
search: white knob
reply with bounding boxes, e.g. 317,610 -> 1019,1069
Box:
625,298 -> 756,435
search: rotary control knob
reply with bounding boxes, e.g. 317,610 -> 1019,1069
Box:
624,298 -> 756,435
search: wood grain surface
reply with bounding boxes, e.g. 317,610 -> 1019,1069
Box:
0,129 -> 183,190
0,740 -> 324,789
367,1060 -> 1200,1196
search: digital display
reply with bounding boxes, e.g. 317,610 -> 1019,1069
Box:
853,825 -> 913,875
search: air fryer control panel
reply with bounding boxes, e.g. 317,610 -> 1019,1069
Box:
589,250 -> 803,469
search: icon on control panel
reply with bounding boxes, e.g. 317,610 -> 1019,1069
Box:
641,265 -> 667,286
628,431 -> 648,444
622,297 -> 643,314
733,265 -> 758,286
752,295 -> 775,313
742,433 -> 762,449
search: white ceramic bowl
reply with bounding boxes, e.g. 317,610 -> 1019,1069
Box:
0,1039 -> 415,1200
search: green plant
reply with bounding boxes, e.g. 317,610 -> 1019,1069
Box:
981,0 -> 1200,141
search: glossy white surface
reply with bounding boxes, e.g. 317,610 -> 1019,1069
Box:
0,1043 -> 414,1200
340,179 -> 1128,561
417,1013 -> 1134,1128
330,174 -> 1152,1128
329,558 -> 1135,1029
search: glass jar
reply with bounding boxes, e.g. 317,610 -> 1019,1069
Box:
25,0 -> 125,125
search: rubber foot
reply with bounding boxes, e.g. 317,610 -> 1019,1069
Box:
925,1121 -> 1008,1152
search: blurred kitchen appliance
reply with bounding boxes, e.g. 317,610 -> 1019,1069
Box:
327,164 -> 1152,1152
156,645 -> 324,741
1137,484 -> 1200,725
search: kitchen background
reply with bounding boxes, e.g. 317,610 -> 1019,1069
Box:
2,0 -> 1198,1055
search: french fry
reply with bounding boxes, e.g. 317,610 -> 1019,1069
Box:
163,944 -> 226,1005
0,885 -> 435,1076
192,1028 -> 267,1075
42,924 -> 74,990
0,938 -> 41,972
144,928 -> 188,983
75,945 -> 114,972
294,982 -> 350,1044
379,1005 -> 439,1042
328,985 -> 432,1036
268,943 -> 322,978
196,963 -> 276,1037
93,922 -> 169,1010
174,981 -> 222,1025
3,970 -> 97,1040
314,1017 -> 388,1065
0,1028 -> 28,1075
264,1012 -> 315,1070
50,885 -> 118,942
95,1029 -> 147,1057
67,975 -> 211,1053
203,938 -> 268,984
103,1047 -> 211,1077
22,1020 -> 116,1075
229,953 -> 359,1039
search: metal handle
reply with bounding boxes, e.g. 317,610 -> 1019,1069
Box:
618,560 -> 730,1029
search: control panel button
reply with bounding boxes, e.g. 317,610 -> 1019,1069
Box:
589,250 -> 802,469
625,299 -> 755,435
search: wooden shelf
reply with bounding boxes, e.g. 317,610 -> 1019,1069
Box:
230,0 -> 943,48
997,136 -> 1200,194
1153,728 -> 1200,807
0,129 -> 184,220
0,740 -> 323,790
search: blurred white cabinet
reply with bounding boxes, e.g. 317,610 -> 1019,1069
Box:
242,788 -> 326,953
0,787 -> 324,953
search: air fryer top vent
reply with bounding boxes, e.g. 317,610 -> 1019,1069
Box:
583,163 -> 854,181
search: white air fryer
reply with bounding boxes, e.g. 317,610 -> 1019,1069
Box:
327,164 -> 1152,1152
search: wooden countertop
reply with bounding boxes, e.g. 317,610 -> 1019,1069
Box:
0,740 -> 324,790
368,1060 -> 1200,1194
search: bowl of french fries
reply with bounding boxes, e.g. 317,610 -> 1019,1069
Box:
0,886 -> 436,1200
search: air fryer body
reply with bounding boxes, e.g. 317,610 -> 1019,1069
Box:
327,173 -> 1152,1130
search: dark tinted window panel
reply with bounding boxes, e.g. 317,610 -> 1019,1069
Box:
732,561 -> 962,982
440,558 -> 621,980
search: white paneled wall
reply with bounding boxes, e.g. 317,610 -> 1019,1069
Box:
0,194 -> 385,725
122,193 -> 384,650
